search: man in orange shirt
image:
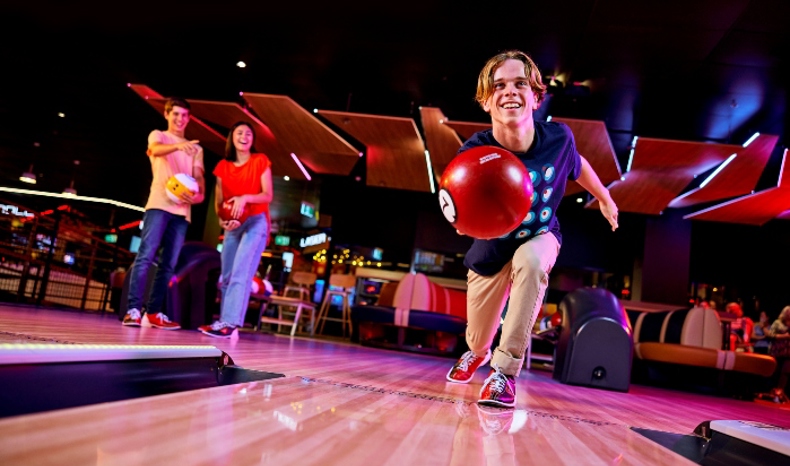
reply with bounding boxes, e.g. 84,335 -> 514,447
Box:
122,97 -> 205,329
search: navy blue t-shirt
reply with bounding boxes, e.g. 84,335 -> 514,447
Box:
461,121 -> 582,276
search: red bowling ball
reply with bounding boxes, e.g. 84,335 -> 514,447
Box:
218,200 -> 249,224
438,145 -> 533,239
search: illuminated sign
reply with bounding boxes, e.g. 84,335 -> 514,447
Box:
0,204 -> 34,218
300,232 -> 327,248
104,234 -> 118,244
274,235 -> 290,246
300,201 -> 316,218
372,247 -> 383,261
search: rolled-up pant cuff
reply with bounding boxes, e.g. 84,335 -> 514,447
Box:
492,348 -> 523,377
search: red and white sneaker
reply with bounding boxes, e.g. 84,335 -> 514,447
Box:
141,312 -> 181,330
199,321 -> 239,339
478,364 -> 516,408
122,309 -> 142,327
446,349 -> 492,383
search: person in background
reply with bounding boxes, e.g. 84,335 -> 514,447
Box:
444,50 -> 618,408
767,306 -> 790,402
750,310 -> 772,355
198,121 -> 273,338
726,301 -> 753,351
123,97 -> 205,330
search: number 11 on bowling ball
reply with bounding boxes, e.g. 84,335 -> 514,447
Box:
438,145 -> 533,240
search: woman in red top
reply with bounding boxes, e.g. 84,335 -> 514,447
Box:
200,121 -> 273,338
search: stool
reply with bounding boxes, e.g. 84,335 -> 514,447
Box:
316,274 -> 356,338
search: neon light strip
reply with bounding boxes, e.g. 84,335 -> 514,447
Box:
626,136 -> 638,173
424,150 -> 436,194
699,153 -> 737,188
290,153 -> 312,181
742,132 -> 760,147
0,187 -> 145,212
0,343 -> 222,365
779,148 -> 788,188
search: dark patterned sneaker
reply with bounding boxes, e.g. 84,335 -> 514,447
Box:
200,321 -> 239,339
476,404 -> 515,436
141,312 -> 181,330
478,364 -> 516,408
122,309 -> 142,327
447,349 -> 492,383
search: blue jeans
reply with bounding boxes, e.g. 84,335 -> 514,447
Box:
127,209 -> 189,314
220,213 -> 269,327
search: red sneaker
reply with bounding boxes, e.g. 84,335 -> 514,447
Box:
478,364 -> 516,408
446,349 -> 491,383
141,312 -> 181,330
122,309 -> 142,327
199,321 -> 239,339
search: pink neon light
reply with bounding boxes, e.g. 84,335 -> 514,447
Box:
290,153 -> 312,181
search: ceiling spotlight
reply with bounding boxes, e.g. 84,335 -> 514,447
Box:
236,61 -> 247,68
20,165 -> 36,184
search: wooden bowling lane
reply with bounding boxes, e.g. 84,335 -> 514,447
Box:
1,303 -> 788,465
0,373 -> 694,466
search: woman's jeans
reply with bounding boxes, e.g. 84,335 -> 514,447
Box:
220,213 -> 269,327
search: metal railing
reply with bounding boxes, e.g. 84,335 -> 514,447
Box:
0,199 -> 136,313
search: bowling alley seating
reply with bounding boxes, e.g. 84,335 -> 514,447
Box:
626,304 -> 777,397
350,272 -> 468,356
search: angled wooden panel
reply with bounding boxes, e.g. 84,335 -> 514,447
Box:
128,84 -> 227,157
186,100 -> 305,180
669,134 -> 779,208
242,93 -> 361,176
589,138 -> 741,215
418,107 -> 463,180
317,110 -> 430,192
685,149 -> 790,225
552,117 -> 622,197
444,121 -> 491,142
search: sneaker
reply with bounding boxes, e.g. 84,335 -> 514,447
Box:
200,321 -> 239,339
122,309 -> 142,327
478,364 -> 516,408
141,312 -> 181,330
476,404 -> 514,436
447,349 -> 492,383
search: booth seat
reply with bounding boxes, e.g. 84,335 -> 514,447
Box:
626,305 -> 776,395
350,272 -> 468,357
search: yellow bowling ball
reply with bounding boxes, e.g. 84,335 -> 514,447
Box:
166,173 -> 198,204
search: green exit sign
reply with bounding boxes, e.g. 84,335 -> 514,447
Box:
274,235 -> 290,246
104,234 -> 118,244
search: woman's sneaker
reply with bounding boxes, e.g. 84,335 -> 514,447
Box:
200,321 -> 239,339
122,309 -> 142,327
446,349 -> 492,383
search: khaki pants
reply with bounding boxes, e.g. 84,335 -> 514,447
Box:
465,233 -> 560,376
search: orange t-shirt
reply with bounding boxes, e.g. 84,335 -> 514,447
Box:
145,130 -> 205,223
213,154 -> 271,218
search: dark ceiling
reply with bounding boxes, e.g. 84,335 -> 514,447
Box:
1,0 -> 789,228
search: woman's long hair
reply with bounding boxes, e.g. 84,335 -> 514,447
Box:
225,121 -> 256,162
